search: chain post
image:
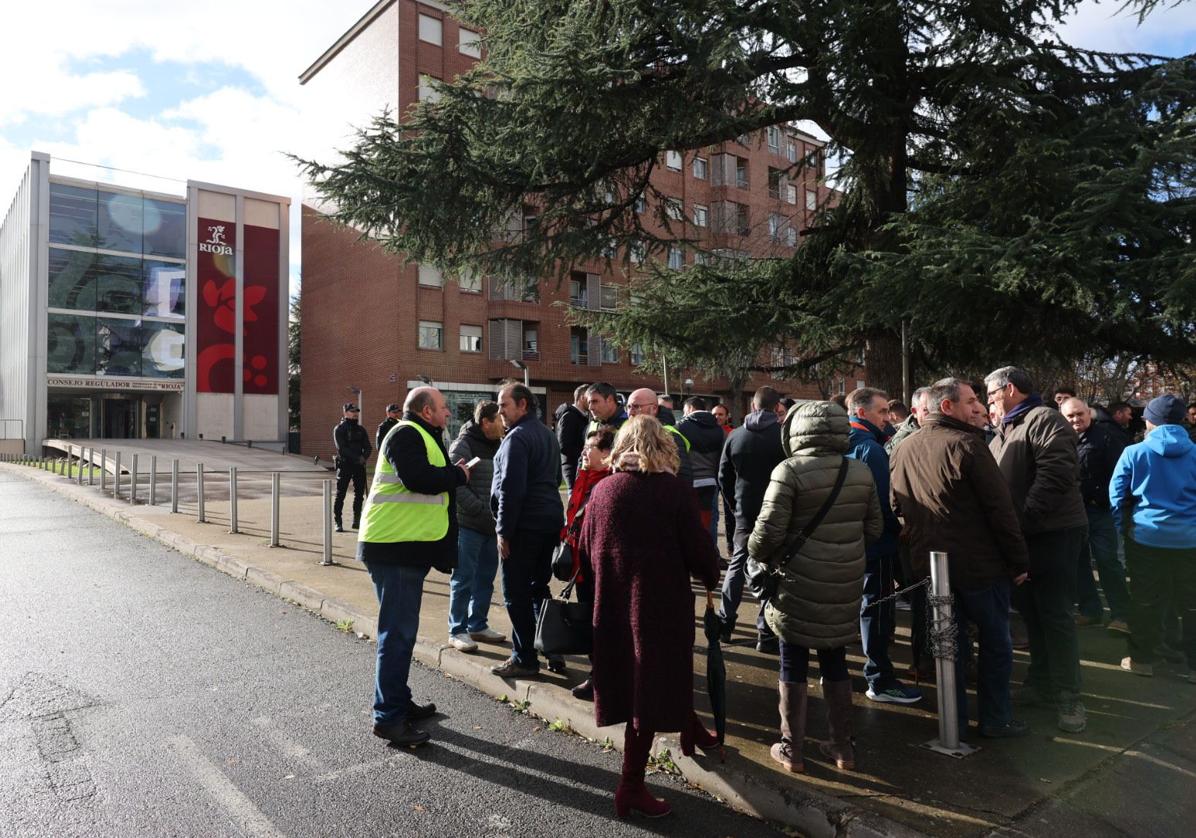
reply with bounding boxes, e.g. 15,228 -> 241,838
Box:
919,551 -> 977,759
270,472 -> 280,547
229,466 -> 239,534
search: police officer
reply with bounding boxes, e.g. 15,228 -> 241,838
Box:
360,386 -> 471,746
333,402 -> 372,532
376,403 -> 401,453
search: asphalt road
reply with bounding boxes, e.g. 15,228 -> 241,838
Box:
0,470 -> 784,838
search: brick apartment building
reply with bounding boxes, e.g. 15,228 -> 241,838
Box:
297,0 -> 858,459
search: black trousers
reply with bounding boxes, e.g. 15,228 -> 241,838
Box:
1126,540 -> 1196,668
1013,526 -> 1084,701
334,464 -> 367,521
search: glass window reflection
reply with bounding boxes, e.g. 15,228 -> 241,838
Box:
48,248 -> 97,311
95,254 -> 142,314
97,318 -> 142,376
143,261 -> 185,318
49,184 -> 98,247
141,322 -> 185,378
47,313 -> 97,374
143,198 -> 186,259
97,190 -> 143,254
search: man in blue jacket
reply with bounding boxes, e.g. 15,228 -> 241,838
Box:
1111,394 -> 1196,679
490,382 -> 565,678
847,388 -> 923,705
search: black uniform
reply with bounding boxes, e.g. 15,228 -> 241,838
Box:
333,418 -> 372,527
376,416 -> 399,454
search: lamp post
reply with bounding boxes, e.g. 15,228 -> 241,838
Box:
509,359 -> 530,388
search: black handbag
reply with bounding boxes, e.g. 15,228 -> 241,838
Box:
747,457 -> 851,600
535,573 -> 592,656
551,500 -> 588,582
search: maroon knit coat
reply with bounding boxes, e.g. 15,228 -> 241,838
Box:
576,471 -> 720,732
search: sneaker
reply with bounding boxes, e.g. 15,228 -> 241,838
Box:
449,633 -> 478,652
334,523 -> 345,533
1057,700 -> 1087,734
866,682 -> 922,705
491,658 -> 539,678
1013,681 -> 1055,707
372,721 -> 430,747
1120,656 -> 1153,677
979,719 -> 1030,739
1106,619 -> 1130,635
469,627 -> 507,643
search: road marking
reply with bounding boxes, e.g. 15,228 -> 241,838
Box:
249,717 -> 323,772
168,735 -> 286,838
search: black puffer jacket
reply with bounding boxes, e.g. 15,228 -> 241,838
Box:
718,409 -> 786,534
333,418 -> 372,468
449,421 -> 500,535
1076,421 -> 1126,509
677,410 -> 726,489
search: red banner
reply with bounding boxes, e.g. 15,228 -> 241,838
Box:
242,224 -> 280,395
196,217 -> 236,393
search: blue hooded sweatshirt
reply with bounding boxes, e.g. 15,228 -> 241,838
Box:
1109,425 -> 1196,549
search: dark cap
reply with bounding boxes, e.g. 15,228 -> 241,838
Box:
343,403 -> 360,412
1144,394 -> 1185,426
385,403 -> 401,413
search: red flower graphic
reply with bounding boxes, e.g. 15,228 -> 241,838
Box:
202,278 -> 268,335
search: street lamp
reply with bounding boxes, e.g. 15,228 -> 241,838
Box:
683,377 -> 694,398
510,359 -> 530,388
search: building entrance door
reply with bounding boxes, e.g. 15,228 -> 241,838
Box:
101,397 -> 140,438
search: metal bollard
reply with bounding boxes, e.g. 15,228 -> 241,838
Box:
87,447 -> 94,486
149,455 -> 157,506
920,551 -> 976,758
228,466 -> 239,534
100,449 -> 107,491
129,454 -> 138,504
321,479 -> 334,565
77,446 -> 84,485
269,472 -> 280,547
113,451 -> 121,499
171,459 -> 179,513
197,463 -> 206,523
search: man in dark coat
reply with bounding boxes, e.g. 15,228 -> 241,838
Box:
375,403 -> 401,453
358,386 -> 470,747
333,402 -> 372,532
892,378 -> 1030,739
586,381 -> 627,434
1060,398 -> 1130,631
554,384 -> 590,489
986,365 -> 1089,734
490,382 -> 565,677
678,396 -> 727,544
718,386 -> 787,649
846,387 -> 922,705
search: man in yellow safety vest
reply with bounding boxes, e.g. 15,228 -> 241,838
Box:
358,386 -> 471,747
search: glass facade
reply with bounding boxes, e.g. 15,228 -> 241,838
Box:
46,180 -> 186,379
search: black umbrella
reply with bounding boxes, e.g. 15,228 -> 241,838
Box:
702,591 -> 727,762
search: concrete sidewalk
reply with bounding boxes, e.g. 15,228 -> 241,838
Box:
6,458 -> 1196,837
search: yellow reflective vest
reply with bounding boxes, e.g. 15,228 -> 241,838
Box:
358,420 -> 450,543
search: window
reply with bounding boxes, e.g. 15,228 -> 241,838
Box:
418,320 -> 443,350
460,324 -> 482,352
143,198 -> 186,259
766,126 -> 782,152
97,317 -> 142,376
736,203 -> 750,236
522,324 -> 538,359
693,251 -> 709,265
600,283 -> 618,311
856,379 -> 866,391
49,183 -> 98,247
786,183 -> 797,204
735,157 -> 749,189
98,191 -> 142,254
570,327 -> 589,364
143,261 -> 185,319
768,167 -> 785,200
457,269 -> 481,292
630,344 -> 645,365
48,248 -> 97,311
418,263 -> 443,287
786,141 -> 797,163
459,28 -> 481,58
95,254 -> 142,314
568,277 -> 588,307
418,13 -> 443,45
786,225 -> 797,246
418,74 -> 441,103
46,313 -> 97,374
667,246 -> 684,269
634,194 -> 647,214
806,189 -> 818,212
693,156 -> 708,179
664,198 -> 683,221
665,150 -> 683,170
736,133 -> 751,146
601,338 -> 619,364
692,204 -> 708,227
768,213 -> 784,242
141,321 -> 185,378
628,240 -> 644,264
488,318 -> 536,360
491,276 -> 539,302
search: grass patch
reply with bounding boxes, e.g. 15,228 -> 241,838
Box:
335,618 -> 354,633
648,748 -> 681,776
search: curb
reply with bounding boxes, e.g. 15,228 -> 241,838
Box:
3,462 -> 924,838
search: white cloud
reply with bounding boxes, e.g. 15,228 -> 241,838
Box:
1056,0 -> 1196,54
0,67 -> 145,127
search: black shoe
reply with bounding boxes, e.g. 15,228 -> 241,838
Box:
334,519 -> 345,533
717,615 -> 733,644
979,719 -> 1029,739
407,700 -> 437,720
351,516 -> 361,530
571,679 -> 594,701
372,721 -> 430,747
547,655 -> 567,674
756,634 -> 779,654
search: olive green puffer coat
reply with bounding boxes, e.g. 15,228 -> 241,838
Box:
749,401 -> 883,649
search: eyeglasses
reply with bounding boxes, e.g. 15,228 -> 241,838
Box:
986,386 -> 1006,400
627,402 -> 655,410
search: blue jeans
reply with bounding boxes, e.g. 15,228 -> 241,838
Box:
449,527 -> 498,636
1076,507 -> 1130,621
860,552 -> 897,688
364,561 -> 429,725
501,529 -> 556,667
954,580 -> 1014,731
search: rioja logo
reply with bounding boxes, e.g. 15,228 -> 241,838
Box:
199,224 -> 233,255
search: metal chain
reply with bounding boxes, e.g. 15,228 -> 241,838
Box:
861,576 -> 931,611
926,592 -> 958,660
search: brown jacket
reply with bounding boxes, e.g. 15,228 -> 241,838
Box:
989,402 -> 1087,536
890,415 -> 1029,590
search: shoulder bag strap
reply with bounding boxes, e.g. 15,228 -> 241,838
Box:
782,456 -> 851,560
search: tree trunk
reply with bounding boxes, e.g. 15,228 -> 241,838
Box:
864,329 -> 904,400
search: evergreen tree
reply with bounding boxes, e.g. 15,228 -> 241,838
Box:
297,0 -> 1195,395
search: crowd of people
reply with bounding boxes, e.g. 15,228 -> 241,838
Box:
342,369 -> 1196,819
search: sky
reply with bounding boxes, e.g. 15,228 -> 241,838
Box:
1,0 -> 1194,297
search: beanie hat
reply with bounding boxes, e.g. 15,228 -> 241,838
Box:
1144,394 -> 1185,426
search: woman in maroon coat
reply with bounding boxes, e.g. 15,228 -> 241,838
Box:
577,416 -> 721,819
